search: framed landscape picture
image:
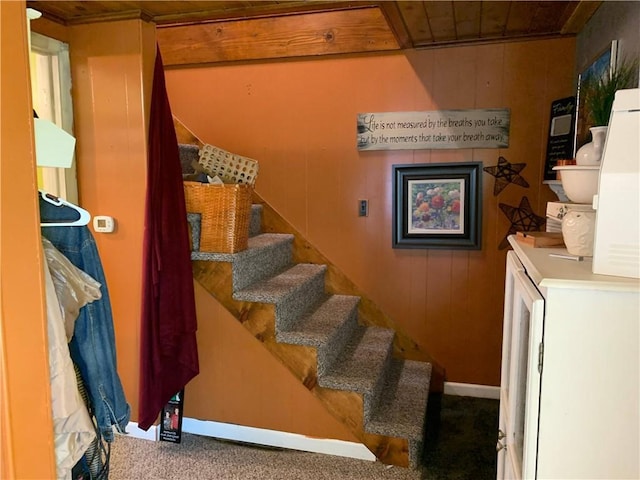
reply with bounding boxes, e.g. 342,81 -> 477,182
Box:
575,40 -> 618,151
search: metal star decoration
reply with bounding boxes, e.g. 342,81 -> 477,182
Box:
498,196 -> 546,249
483,156 -> 530,195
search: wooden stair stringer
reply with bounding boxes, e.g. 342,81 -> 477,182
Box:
176,115 -> 434,466
192,259 -> 409,466
172,115 -> 440,371
253,192 -> 445,392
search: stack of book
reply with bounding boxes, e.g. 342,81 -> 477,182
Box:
545,201 -> 572,233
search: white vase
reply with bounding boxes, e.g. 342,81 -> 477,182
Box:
561,207 -> 596,256
575,126 -> 607,166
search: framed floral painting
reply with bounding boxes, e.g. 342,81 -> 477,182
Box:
392,162 -> 482,249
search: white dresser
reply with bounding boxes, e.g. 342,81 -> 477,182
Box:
498,235 -> 639,479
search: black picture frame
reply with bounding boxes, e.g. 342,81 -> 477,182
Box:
392,162 -> 482,249
543,96 -> 576,180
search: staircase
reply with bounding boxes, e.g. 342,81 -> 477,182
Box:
177,134 -> 443,469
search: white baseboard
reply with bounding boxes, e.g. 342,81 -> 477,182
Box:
124,419 -> 375,462
124,422 -> 158,441
182,418 -> 375,461
122,383 -> 497,454
443,381 -> 500,399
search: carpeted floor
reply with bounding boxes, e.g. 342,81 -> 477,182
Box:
422,395 -> 499,480
108,395 -> 498,479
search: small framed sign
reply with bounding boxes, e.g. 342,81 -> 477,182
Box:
543,96 -> 576,180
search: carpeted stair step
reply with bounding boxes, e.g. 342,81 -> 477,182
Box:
190,231 -> 293,285
367,359 -> 431,438
319,325 -> 395,422
179,126 -> 435,469
277,294 -> 360,376
249,204 -> 262,237
229,233 -> 294,291
366,359 -> 432,468
186,213 -> 203,252
187,207 -> 293,291
233,263 -> 327,332
179,143 -> 199,174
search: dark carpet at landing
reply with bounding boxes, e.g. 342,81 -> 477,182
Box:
422,394 -> 499,480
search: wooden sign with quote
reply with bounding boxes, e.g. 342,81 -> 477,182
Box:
357,109 -> 510,151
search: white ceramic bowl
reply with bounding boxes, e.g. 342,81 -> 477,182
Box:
552,165 -> 600,204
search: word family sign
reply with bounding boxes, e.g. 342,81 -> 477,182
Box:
357,109 -> 510,151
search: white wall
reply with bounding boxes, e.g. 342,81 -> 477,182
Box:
576,1 -> 640,76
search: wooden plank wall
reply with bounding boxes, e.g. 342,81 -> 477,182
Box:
165,37 -> 574,387
1,3 -> 57,478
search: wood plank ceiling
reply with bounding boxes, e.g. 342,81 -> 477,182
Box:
28,1 -> 601,66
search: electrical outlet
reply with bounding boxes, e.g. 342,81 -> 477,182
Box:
359,200 -> 368,217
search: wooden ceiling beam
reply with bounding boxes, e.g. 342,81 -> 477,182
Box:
40,9 -> 153,26
560,0 -> 602,34
395,1 -> 432,45
27,1 -> 381,27
152,1 -> 381,26
480,1 -> 512,38
27,0 -> 601,57
454,1 -> 482,40
157,7 -> 400,67
423,1 -> 456,42
504,1 -> 537,36
377,1 -> 413,49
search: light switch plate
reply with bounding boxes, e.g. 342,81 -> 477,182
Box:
359,200 -> 368,217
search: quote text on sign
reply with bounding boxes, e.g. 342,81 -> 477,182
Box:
357,109 -> 510,151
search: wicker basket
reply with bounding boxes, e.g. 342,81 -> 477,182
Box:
198,144 -> 258,186
183,181 -> 252,253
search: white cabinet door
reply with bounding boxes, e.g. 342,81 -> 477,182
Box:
507,236 -> 640,478
499,252 -> 545,480
497,401 -> 508,478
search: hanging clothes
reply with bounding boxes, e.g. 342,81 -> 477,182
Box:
40,197 -> 131,442
137,45 -> 199,430
43,237 -> 102,341
42,239 -> 97,480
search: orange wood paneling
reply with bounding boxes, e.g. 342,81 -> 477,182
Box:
65,19 -> 368,438
68,19 -> 156,421
3,5 -> 577,468
31,15 -> 70,43
467,43 -> 507,382
165,37 -> 575,385
187,282 -> 358,441
0,2 -> 56,478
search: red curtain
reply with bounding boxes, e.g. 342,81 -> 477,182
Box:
138,46 -> 199,430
